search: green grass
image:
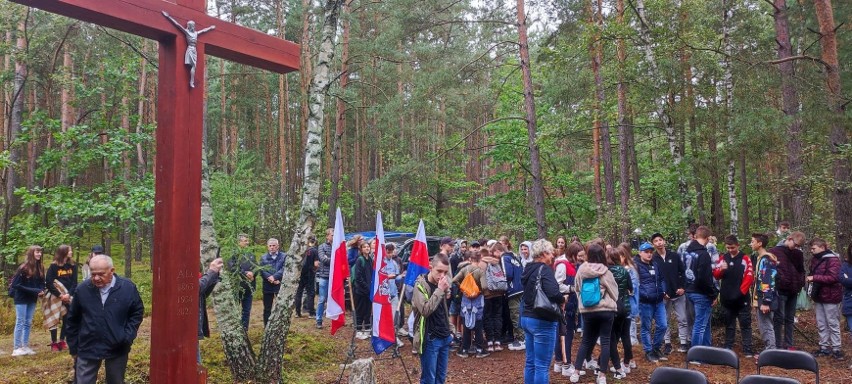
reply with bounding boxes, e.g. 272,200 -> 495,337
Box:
1,246 -> 336,383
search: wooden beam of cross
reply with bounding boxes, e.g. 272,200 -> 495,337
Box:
9,1 -> 299,383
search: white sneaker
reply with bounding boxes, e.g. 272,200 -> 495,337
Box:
628,360 -> 637,369
612,368 -> 628,379
493,342 -> 503,351
562,364 -> 577,377
596,373 -> 608,384
508,340 -> 525,351
356,331 -> 369,340
554,362 -> 563,373
397,328 -> 409,337
11,348 -> 26,356
396,337 -> 405,347
583,359 -> 599,371
24,347 -> 35,355
565,365 -> 583,383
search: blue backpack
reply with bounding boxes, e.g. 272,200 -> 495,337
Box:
580,276 -> 602,307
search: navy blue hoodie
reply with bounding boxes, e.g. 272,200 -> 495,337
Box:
10,267 -> 44,305
683,240 -> 718,298
502,251 -> 524,298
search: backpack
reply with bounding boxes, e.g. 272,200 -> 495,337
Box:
580,276 -> 602,307
459,272 -> 481,299
485,263 -> 508,292
7,269 -> 20,297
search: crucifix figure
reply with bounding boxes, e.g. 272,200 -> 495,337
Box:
11,0 -> 300,382
162,11 -> 214,88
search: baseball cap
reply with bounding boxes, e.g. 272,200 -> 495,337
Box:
91,245 -> 105,254
470,241 -> 481,247
650,233 -> 665,242
440,237 -> 454,246
638,242 -> 653,252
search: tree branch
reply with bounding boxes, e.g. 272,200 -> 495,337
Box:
767,54 -> 831,69
456,40 -> 520,76
763,0 -> 781,11
97,27 -> 158,69
442,116 -> 527,154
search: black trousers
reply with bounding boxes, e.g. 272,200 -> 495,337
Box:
462,319 -> 486,352
262,292 -> 276,327
483,297 -> 503,342
294,277 -> 316,316
354,292 -> 372,331
574,311 -> 614,372
773,292 -> 799,348
724,304 -> 753,353
608,313 -> 632,369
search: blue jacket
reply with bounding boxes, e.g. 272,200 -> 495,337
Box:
10,268 -> 44,305
501,252 -> 524,298
839,262 -> 852,316
260,251 -> 287,293
66,275 -> 144,360
635,256 -> 666,304
627,266 -> 640,317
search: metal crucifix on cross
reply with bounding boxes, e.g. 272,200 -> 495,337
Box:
8,0 -> 299,382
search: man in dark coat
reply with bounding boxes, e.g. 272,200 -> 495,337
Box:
66,255 -> 144,384
198,257 -> 223,362
684,226 -> 718,347
651,232 -> 687,354
769,231 -> 806,349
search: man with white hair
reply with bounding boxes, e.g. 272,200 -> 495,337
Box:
66,254 -> 144,384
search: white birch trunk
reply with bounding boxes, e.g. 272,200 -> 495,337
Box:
722,0 -> 738,236
632,0 -> 691,218
201,74 -> 258,380
258,0 -> 344,381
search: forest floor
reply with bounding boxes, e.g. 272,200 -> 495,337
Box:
1,298 -> 850,383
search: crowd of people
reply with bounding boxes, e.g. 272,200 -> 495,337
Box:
370,223 -> 852,384
7,220 -> 852,384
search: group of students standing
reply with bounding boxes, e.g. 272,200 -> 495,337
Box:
405,222 -> 852,384
7,244 -> 102,357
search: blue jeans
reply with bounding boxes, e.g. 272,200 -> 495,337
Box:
419,334 -> 452,384
14,302 -> 36,349
688,293 -> 713,346
521,316 -> 558,384
316,278 -> 329,325
639,301 -> 668,352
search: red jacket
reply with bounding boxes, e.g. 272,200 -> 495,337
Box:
713,252 -> 754,308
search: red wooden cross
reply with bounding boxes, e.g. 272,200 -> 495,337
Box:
10,1 -> 299,382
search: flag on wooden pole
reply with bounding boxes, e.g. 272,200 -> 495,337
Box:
326,208 -> 350,335
370,211 -> 395,354
404,219 -> 430,287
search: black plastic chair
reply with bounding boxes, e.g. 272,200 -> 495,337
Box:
685,345 -> 740,382
649,366 -> 708,384
756,349 -> 819,384
740,374 -> 802,384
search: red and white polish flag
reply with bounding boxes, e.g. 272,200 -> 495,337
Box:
370,211 -> 396,354
326,207 -> 350,335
